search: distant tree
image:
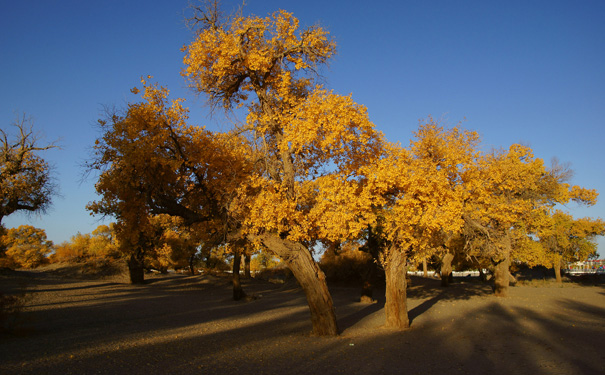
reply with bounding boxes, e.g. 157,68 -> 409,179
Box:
463,146 -> 598,296
539,211 -> 605,282
0,114 -> 58,225
146,215 -> 204,275
1,225 -> 53,268
52,224 -> 120,263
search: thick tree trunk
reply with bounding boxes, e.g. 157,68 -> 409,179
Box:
493,231 -> 515,296
232,249 -> 246,301
440,252 -> 454,287
127,252 -> 145,284
422,257 -> 428,278
244,252 -> 251,278
493,255 -> 510,297
383,249 -> 409,330
252,234 -> 339,336
554,256 -> 562,283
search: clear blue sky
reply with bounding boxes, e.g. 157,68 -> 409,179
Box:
2,0 -> 604,254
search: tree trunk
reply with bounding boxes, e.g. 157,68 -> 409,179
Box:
252,234 -> 339,336
493,255 -> 510,297
422,257 -> 428,278
244,252 -> 251,278
554,256 -> 562,283
383,248 -> 409,330
478,267 -> 487,282
360,256 -> 378,303
360,224 -> 381,303
188,254 -> 196,276
232,249 -> 246,301
127,252 -> 145,284
440,252 -> 454,287
493,233 -> 513,297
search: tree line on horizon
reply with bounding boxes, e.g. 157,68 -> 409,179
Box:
1,1 -> 604,336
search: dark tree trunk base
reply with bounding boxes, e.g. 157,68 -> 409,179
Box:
232,248 -> 247,301
127,255 -> 145,284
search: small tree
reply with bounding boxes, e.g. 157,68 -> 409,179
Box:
1,225 -> 53,268
1,114 -> 58,225
539,211 -> 605,282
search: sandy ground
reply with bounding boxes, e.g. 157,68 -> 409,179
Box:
1,266 -> 604,375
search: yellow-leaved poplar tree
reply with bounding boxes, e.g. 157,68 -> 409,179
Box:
463,145 -> 598,296
1,225 -> 53,269
88,79 -> 252,284
183,5 -> 384,335
356,121 -> 480,329
538,211 -> 604,282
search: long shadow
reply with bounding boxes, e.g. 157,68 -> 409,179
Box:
4,280 -> 605,375
408,290 -> 447,324
26,282 -> 121,293
337,302 -> 383,332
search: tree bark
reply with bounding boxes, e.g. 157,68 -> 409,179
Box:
244,252 -> 251,278
493,255 -> 510,297
232,248 -> 246,301
440,252 -> 454,287
422,257 -> 428,278
383,248 -> 409,330
252,233 -> 339,336
554,256 -> 562,283
127,252 -> 145,284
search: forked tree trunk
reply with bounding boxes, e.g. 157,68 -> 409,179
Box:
493,255 -> 510,297
232,249 -> 246,301
127,251 -> 145,284
440,252 -> 454,287
383,249 -> 409,330
553,256 -> 563,283
253,234 -> 339,336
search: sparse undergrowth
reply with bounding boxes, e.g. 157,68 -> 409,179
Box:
0,291 -> 29,334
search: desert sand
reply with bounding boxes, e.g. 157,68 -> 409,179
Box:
1,266 -> 604,375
